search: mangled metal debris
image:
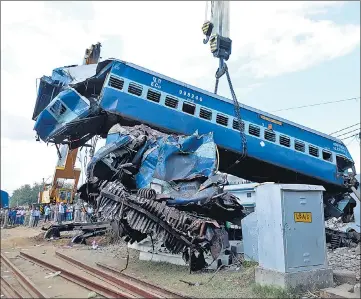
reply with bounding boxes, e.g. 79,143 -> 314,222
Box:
42,222 -> 110,244
78,125 -> 245,270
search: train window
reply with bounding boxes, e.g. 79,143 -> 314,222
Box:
294,140 -> 305,152
279,135 -> 291,147
264,130 -> 276,142
128,82 -> 143,96
216,114 -> 229,126
199,108 -> 212,120
249,124 -> 260,137
165,96 -> 178,108
336,155 -> 353,172
182,102 -> 196,115
49,101 -> 67,117
146,89 -> 161,103
322,150 -> 333,162
108,76 -> 124,90
233,119 -> 245,131
247,192 -> 252,198
309,145 -> 319,157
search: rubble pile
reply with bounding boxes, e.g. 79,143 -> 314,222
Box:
78,124 -> 245,270
328,244 -> 361,279
325,215 -> 360,249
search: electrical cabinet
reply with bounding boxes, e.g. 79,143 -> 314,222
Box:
255,183 -> 328,273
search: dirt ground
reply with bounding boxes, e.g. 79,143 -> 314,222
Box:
0,226 -> 311,298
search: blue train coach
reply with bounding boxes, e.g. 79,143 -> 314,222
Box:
1,190 -> 9,208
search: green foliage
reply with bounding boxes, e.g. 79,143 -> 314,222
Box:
242,260 -> 258,268
9,182 -> 43,207
252,284 -> 300,298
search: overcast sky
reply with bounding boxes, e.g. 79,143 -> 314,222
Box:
1,1 -> 360,194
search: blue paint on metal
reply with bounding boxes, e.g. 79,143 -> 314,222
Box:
86,134 -> 132,179
1,190 -> 9,208
34,88 -> 91,141
136,132 -> 217,188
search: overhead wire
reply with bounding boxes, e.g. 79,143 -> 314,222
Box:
334,128 -> 361,138
330,123 -> 360,135
271,97 -> 360,112
340,132 -> 361,141
345,136 -> 357,147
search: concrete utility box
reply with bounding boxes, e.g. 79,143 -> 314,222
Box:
254,183 -> 333,290
241,212 -> 258,262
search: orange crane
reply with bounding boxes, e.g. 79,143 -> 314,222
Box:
39,43 -> 101,205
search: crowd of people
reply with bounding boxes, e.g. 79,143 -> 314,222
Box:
0,201 -> 95,228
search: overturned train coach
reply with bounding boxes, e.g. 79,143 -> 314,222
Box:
33,59 -> 358,194
32,58 -> 359,268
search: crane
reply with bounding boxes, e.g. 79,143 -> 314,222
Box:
202,1 -> 247,162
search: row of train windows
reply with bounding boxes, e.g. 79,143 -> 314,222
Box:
256,127 -> 333,162
110,77 -> 334,163
110,77 -> 240,126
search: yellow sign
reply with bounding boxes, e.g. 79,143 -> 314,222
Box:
260,115 -> 283,126
294,212 -> 312,223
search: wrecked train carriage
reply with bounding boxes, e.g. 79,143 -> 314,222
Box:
78,126 -> 245,269
32,59 -> 358,200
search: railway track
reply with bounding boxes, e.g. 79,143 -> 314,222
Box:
1,250 -> 187,298
1,252 -> 48,298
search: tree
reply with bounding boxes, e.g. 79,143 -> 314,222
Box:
10,182 -> 42,207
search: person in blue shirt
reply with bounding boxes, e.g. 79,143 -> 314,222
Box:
33,207 -> 40,227
63,203 -> 68,222
11,209 -> 16,226
7,209 -> 12,225
44,205 -> 51,223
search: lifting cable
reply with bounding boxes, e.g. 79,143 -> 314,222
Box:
214,63 -> 247,160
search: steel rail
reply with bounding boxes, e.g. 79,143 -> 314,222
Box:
1,281 -> 15,298
1,276 -> 20,298
20,251 -> 135,298
55,251 -> 161,298
1,253 -> 49,298
96,262 -> 188,298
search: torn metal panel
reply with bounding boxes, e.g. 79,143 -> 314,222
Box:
52,64 -> 98,85
136,131 -> 217,189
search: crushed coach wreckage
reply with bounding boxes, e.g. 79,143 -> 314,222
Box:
78,125 -> 245,270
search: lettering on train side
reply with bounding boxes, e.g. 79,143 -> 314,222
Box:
151,76 -> 162,89
259,114 -> 283,126
333,143 -> 347,154
178,89 -> 203,102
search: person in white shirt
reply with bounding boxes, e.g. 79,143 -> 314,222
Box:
86,206 -> 94,222
54,203 -> 59,222
28,207 -> 34,227
58,202 -> 65,224
74,202 -> 81,222
20,208 -> 25,225
81,204 -> 86,223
